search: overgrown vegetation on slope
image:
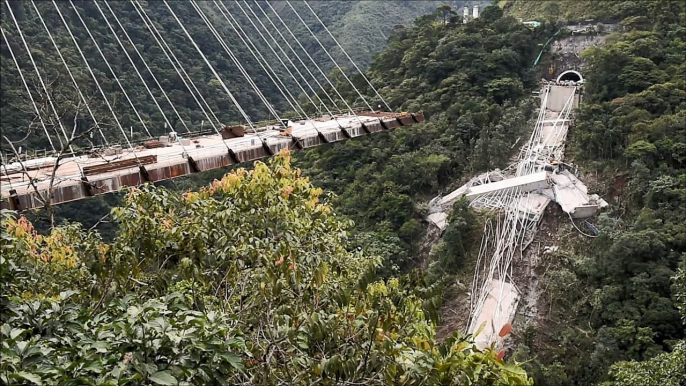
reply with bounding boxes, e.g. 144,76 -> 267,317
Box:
1,1 -> 293,148
294,5 -> 546,276
0,153 -> 533,385
500,0 -> 669,22
268,0 -> 491,70
511,1 -> 686,385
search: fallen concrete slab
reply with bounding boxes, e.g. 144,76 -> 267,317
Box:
470,278 -> 519,350
465,171 -> 549,203
550,170 -> 608,218
427,212 -> 448,231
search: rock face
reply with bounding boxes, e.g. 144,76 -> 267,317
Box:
547,22 -> 620,81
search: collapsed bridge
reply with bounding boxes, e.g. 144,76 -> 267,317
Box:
429,83 -> 607,349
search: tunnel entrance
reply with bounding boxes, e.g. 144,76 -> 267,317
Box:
556,70 -> 583,83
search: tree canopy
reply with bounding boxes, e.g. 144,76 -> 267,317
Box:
1,152 -> 532,385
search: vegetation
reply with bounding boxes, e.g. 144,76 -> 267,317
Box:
267,1 -> 491,70
293,4 -> 543,276
21,2 -> 545,277
511,1 -> 686,385
0,153 -> 532,385
4,1 -> 686,384
1,1 -> 486,152
500,0 -> 667,22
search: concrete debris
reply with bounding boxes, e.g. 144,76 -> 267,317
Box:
470,279 -> 519,349
428,85 -> 608,351
550,170 -> 608,218
515,193 -> 551,220
427,212 -> 448,231
430,168 -> 606,222
543,245 -> 558,254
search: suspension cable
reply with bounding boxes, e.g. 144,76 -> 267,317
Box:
93,0 -> 193,160
213,0 -> 303,117
302,0 -> 392,111
129,0 -> 220,129
284,0 -> 373,112
190,1 -> 284,126
0,152 -> 15,190
231,1 -> 364,141
253,0 -> 345,114
258,1 -> 370,129
5,0 -> 80,163
235,0 -> 326,115
67,0 -> 153,139
129,1 -> 237,158
264,1 -> 360,116
0,26 -> 56,152
30,1 -> 109,146
51,0 -> 145,168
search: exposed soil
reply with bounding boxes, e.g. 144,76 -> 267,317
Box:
418,221 -> 443,270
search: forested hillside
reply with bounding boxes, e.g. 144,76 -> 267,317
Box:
294,4 -> 544,275
21,3 -> 549,268
3,1 -> 686,384
509,1 -> 686,385
1,1 -> 286,149
269,0 -> 491,70
500,0 -> 665,22
1,153 -> 534,385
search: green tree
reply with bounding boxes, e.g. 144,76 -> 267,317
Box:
0,153 -> 533,385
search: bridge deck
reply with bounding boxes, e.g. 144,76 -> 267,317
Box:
2,112 -> 424,210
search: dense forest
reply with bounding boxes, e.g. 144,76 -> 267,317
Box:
2,0 -> 686,385
510,1 -> 686,385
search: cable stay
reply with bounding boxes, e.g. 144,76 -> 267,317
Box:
284,0 -> 374,112
234,0 -> 328,115
94,0 -> 190,135
130,1 -> 239,162
190,1 -> 284,128
213,1 -> 345,144
67,0 -> 153,139
93,0 -> 194,160
129,1 -> 239,159
161,0 -> 272,155
301,0 -> 392,111
5,0 -> 82,169
264,1 -> 360,117
51,0 -> 148,175
258,1 -> 371,130
252,0 -> 345,114
0,25 -> 57,153
30,1 -> 109,146
129,0 -> 221,131
212,0 -> 303,117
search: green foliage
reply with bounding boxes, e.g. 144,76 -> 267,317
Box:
501,0 -> 664,22
0,154 -> 532,385
429,198 -> 478,279
1,292 -> 246,385
514,2 -> 686,384
1,1 -> 488,152
605,340 -> 686,386
295,8 -> 541,272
